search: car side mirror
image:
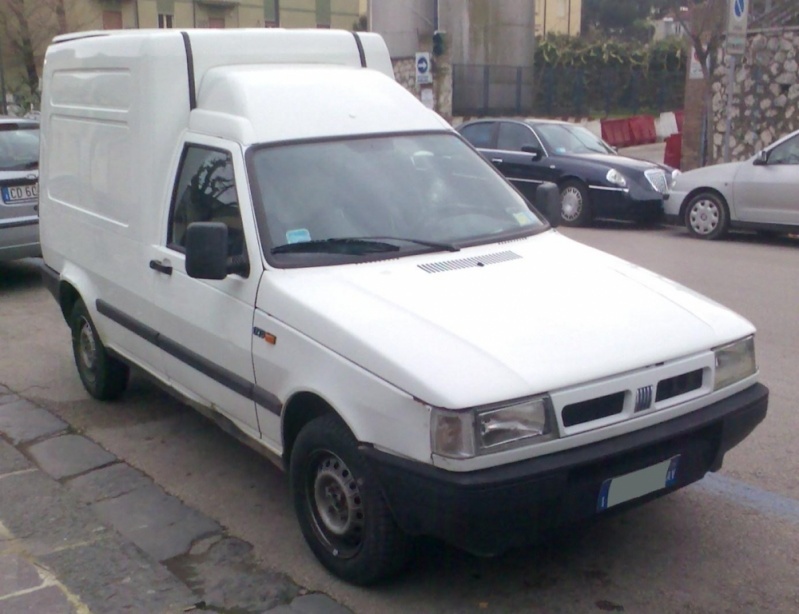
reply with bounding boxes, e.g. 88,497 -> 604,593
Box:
753,150 -> 769,166
536,182 -> 561,228
186,222 -> 229,280
521,144 -> 544,161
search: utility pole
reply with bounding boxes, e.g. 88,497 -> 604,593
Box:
0,41 -> 7,115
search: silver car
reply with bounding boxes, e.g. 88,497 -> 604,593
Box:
0,117 -> 40,261
665,128 -> 799,240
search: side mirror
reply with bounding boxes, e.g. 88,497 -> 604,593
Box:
536,182 -> 561,228
754,150 -> 769,166
186,222 -> 229,280
521,144 -> 544,161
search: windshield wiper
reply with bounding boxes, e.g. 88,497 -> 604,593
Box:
271,238 -> 401,255
352,236 -> 460,253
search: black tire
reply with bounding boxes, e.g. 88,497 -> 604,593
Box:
70,299 -> 129,400
559,180 -> 592,227
684,191 -> 729,240
290,413 -> 412,585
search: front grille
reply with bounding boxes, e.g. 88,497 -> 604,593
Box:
645,169 -> 669,194
562,392 -> 625,427
656,370 -> 704,402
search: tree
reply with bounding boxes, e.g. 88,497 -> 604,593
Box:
0,0 -> 73,110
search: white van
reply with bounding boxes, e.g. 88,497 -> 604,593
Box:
39,29 -> 768,585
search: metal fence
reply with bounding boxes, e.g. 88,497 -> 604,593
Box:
453,64 -> 685,118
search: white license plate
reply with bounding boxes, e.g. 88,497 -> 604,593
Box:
597,456 -> 680,512
2,183 -> 38,204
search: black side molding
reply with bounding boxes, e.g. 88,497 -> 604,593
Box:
96,299 -> 282,416
180,31 -> 197,110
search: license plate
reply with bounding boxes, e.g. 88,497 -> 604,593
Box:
597,456 -> 680,512
2,183 -> 38,204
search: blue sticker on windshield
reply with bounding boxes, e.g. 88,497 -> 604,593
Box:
555,147 -> 567,154
286,229 -> 311,244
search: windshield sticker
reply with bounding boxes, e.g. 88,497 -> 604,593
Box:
286,228 -> 311,244
513,211 -> 535,225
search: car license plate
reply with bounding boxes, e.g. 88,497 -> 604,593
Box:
597,456 -> 680,512
2,183 -> 38,204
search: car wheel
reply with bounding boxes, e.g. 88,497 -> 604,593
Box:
290,413 -> 412,585
70,299 -> 129,400
684,191 -> 729,240
559,180 -> 592,227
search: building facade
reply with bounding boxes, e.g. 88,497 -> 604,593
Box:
535,0 -> 581,37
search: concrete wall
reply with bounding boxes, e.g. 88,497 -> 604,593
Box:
370,0 -> 435,58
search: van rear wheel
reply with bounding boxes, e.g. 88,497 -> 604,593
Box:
289,413 -> 412,585
70,299 -> 129,400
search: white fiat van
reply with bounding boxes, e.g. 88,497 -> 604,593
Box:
39,29 -> 768,585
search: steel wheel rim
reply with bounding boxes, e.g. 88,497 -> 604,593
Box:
561,187 -> 583,222
77,317 -> 97,377
308,451 -> 364,558
689,199 -> 720,235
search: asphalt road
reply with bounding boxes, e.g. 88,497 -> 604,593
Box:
1,223 -> 798,613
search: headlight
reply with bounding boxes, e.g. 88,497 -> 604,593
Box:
670,169 -> 682,189
714,336 -> 757,391
606,169 -> 627,187
431,396 -> 554,459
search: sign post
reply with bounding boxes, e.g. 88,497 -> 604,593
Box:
723,0 -> 749,162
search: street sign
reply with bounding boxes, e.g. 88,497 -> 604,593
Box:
415,52 -> 432,86
727,0 -> 749,37
726,34 -> 746,55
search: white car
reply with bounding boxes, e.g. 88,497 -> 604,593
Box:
665,129 -> 799,239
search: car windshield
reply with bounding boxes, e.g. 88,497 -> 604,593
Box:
0,125 -> 39,171
249,133 -> 545,266
534,123 -> 613,156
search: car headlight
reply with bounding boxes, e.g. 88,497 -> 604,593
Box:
606,169 -> 627,187
714,336 -> 757,391
670,169 -> 682,189
431,396 -> 554,459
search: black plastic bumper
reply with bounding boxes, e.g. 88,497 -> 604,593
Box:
40,262 -> 60,302
363,383 -> 768,555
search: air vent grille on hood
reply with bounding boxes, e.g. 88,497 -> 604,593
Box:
418,251 -> 521,274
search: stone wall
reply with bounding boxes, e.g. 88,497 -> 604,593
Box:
711,27 -> 799,161
392,56 -> 454,122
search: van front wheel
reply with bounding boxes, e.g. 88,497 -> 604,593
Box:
70,300 -> 129,400
289,414 -> 412,585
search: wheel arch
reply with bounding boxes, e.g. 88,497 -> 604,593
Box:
57,280 -> 82,324
281,391 -> 348,469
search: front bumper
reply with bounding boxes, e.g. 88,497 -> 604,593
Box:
363,383 -> 768,556
588,185 -> 663,223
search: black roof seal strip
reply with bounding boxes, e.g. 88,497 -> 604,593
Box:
181,31 -> 197,110
351,32 -> 367,68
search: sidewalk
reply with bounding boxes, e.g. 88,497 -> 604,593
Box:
0,384 -> 352,614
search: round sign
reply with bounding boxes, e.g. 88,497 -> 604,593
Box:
417,55 -> 429,74
734,0 -> 746,20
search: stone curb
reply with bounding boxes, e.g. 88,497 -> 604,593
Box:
0,385 -> 352,614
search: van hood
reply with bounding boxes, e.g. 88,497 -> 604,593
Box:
260,231 -> 753,409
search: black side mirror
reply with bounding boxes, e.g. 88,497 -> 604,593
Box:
521,144 -> 544,161
536,182 -> 561,228
753,150 -> 769,166
186,222 -> 229,280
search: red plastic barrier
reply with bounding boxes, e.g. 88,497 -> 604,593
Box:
664,133 -> 682,169
674,110 -> 684,133
629,115 -> 657,145
601,118 -> 634,148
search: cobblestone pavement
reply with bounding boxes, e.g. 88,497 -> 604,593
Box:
0,385 -> 352,614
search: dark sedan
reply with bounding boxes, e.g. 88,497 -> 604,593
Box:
457,118 -> 674,227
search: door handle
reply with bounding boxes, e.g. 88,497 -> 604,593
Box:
491,158 -> 504,165
149,259 -> 173,275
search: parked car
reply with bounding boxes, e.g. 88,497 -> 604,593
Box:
665,129 -> 799,240
457,118 -> 676,227
0,116 -> 40,261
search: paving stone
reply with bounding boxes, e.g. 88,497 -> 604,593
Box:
66,462 -> 153,504
0,554 -> 44,595
0,471 -> 108,556
0,393 -> 19,406
27,434 -> 117,480
0,584 -> 76,613
0,400 -> 68,445
0,384 -> 9,394
268,593 -> 354,614
92,484 -> 221,562
0,439 -> 31,475
41,538 -> 197,614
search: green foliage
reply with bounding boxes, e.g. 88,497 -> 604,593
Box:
535,35 -> 686,73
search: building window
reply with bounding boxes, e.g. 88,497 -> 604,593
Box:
102,10 -> 122,29
209,17 -> 225,28
316,0 -> 331,28
158,14 -> 174,29
264,0 -> 279,27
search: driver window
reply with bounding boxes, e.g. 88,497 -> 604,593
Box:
497,123 -> 537,152
168,145 -> 245,257
768,135 -> 799,165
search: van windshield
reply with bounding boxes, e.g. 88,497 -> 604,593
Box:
248,133 -> 545,266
